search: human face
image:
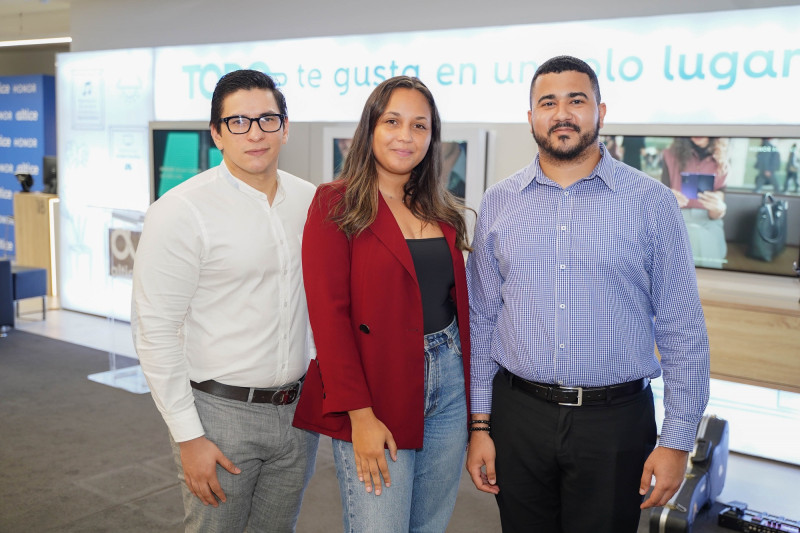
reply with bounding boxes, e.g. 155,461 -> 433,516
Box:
528,71 -> 606,161
210,88 -> 288,183
371,88 -> 432,182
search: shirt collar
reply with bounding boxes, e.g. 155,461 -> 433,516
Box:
520,142 -> 618,192
219,161 -> 285,204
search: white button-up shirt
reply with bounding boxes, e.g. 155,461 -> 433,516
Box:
132,162 -> 316,442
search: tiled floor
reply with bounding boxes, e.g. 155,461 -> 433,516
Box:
13,308 -> 800,525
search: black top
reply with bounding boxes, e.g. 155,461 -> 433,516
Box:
406,237 -> 456,334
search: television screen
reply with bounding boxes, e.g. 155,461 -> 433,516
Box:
600,129 -> 800,277
149,122 -> 222,202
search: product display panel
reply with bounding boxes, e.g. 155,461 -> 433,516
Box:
149,122 -> 221,203
600,127 -> 800,277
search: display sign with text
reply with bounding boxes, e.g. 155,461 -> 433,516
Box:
0,75 -> 55,258
56,5 -> 800,319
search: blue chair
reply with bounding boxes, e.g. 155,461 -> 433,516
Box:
11,265 -> 47,320
0,260 -> 13,332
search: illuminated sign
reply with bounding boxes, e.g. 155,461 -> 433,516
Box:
152,5 -> 800,124
55,5 -> 800,319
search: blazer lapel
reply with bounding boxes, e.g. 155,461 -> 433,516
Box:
367,195 -> 418,282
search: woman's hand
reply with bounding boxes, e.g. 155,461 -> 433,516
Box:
698,190 -> 727,219
348,407 -> 398,495
670,188 -> 689,208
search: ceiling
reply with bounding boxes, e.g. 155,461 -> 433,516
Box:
0,0 -> 70,42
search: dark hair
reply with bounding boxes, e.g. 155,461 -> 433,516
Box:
209,69 -> 287,129
670,137 -> 730,177
529,55 -> 601,108
329,76 -> 471,251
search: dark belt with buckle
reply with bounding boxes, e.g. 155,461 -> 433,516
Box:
503,369 -> 648,407
190,378 -> 303,405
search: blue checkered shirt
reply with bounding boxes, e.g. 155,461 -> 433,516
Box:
467,145 -> 710,451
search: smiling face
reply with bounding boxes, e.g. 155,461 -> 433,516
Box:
210,88 -> 288,183
528,70 -> 606,161
371,88 -> 432,183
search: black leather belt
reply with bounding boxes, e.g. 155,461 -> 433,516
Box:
503,369 -> 648,407
190,378 -> 303,405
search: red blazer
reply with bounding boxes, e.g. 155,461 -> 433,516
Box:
293,182 -> 471,449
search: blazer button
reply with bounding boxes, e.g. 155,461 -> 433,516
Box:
359,324 -> 370,334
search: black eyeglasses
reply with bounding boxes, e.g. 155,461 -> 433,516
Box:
220,114 -> 285,134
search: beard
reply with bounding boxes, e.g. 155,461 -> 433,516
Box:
533,119 -> 601,161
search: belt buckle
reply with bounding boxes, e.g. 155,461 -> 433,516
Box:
558,386 -> 583,407
271,386 -> 298,405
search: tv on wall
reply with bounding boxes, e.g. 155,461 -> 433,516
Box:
149,121 -> 222,203
600,125 -> 800,278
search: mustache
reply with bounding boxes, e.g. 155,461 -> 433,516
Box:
549,122 -> 580,134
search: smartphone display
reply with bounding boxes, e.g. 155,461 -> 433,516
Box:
680,173 -> 715,200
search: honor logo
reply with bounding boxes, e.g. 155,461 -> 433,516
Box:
13,137 -> 38,148
12,83 -> 37,94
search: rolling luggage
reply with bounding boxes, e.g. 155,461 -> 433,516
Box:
649,415 -> 730,533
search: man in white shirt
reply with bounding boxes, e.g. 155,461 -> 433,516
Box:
132,69 -> 318,533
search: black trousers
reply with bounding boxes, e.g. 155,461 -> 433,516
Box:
491,371 -> 657,533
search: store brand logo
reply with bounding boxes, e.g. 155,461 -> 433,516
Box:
15,108 -> 38,121
0,187 -> 12,200
0,83 -> 9,95
0,110 -> 12,120
0,135 -> 10,148
15,162 -> 39,175
13,83 -> 37,94
13,137 -> 38,148
109,228 -> 141,278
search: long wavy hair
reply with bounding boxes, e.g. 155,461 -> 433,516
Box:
670,137 -> 730,177
328,76 -> 471,251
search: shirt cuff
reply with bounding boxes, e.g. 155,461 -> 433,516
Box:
658,416 -> 701,452
163,407 -> 205,443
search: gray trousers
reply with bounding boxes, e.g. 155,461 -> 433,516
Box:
170,388 -> 319,533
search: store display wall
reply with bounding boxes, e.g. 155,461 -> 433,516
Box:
0,75 -> 56,260
56,5 -> 800,319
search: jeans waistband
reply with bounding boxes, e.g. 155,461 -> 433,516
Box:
423,316 -> 459,348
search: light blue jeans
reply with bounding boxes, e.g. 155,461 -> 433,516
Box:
333,318 -> 467,533
170,388 -> 319,533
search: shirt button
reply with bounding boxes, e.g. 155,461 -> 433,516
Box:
559,343 -> 565,349
561,225 -> 567,231
559,264 -> 566,269
559,304 -> 566,309
564,191 -> 569,196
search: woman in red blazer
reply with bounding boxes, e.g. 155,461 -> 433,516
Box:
293,76 -> 472,532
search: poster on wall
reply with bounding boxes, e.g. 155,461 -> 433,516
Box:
57,50 -> 154,319
321,125 -> 488,231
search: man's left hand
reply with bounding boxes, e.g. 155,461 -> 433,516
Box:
639,446 -> 689,509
